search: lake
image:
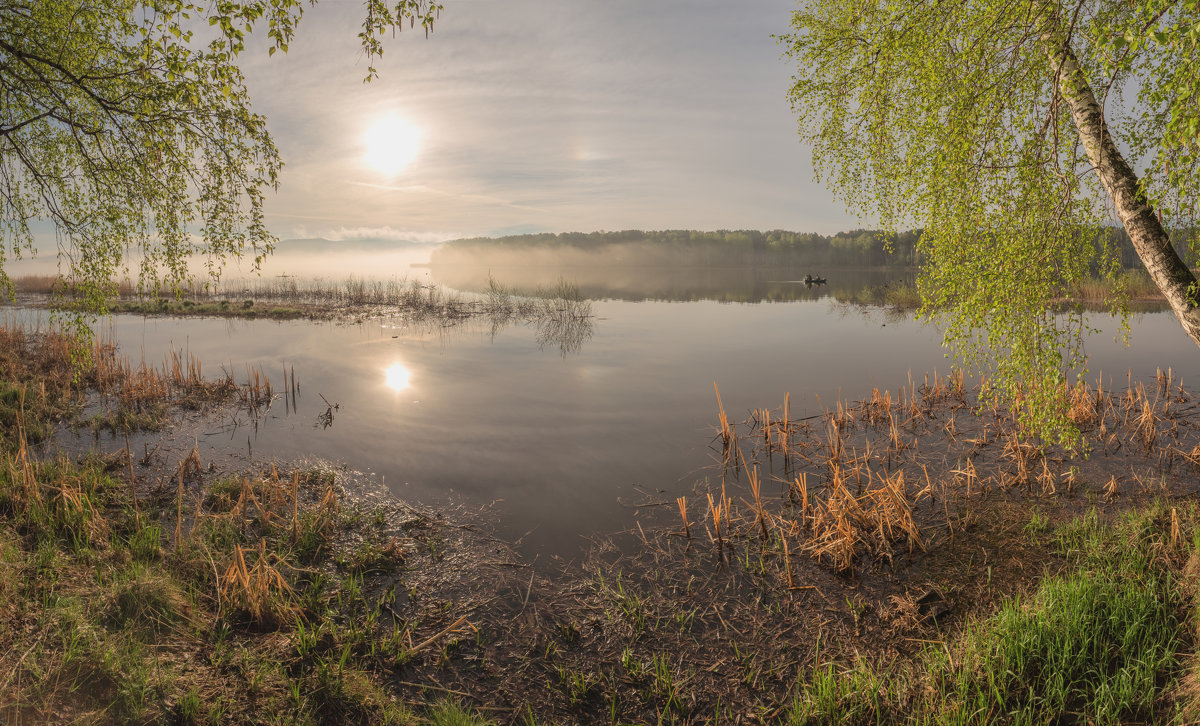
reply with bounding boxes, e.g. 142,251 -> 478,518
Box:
31,265 -> 1198,561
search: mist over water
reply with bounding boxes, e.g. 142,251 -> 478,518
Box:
4,240 -> 440,289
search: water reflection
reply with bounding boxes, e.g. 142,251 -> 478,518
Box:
432,265 -> 909,303
385,363 -> 412,392
535,304 -> 595,355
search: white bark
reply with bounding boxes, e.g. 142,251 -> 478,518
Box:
1049,43 -> 1200,348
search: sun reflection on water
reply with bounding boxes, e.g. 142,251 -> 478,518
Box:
384,363 -> 412,392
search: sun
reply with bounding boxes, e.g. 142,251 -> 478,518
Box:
363,115 -> 421,176
384,363 -> 412,392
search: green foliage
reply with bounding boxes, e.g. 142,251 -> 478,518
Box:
0,0 -> 441,332
788,505 -> 1190,725
781,0 -> 1200,445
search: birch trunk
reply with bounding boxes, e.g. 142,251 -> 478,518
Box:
1049,43 -> 1200,348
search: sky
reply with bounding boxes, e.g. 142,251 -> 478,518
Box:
235,0 -> 855,243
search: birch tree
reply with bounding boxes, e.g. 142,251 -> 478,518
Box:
782,0 -> 1200,443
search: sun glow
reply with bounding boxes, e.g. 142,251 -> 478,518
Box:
384,363 -> 412,392
363,115 -> 421,176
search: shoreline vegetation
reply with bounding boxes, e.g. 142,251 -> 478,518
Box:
4,321 -> 1200,722
3,276 -> 597,354
4,266 -> 1171,319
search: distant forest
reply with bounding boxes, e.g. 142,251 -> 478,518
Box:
432,229 -> 923,268
430,227 -> 1163,270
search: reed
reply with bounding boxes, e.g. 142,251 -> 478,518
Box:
1132,384 -> 1159,449
1001,435 -> 1036,489
861,387 -> 892,427
1104,475 -> 1120,500
219,538 -> 295,625
792,472 -> 811,525
943,416 -> 957,441
746,459 -> 769,541
807,479 -> 860,572
178,444 -> 203,483
706,492 -> 724,550
1067,380 -> 1104,427
713,382 -> 736,465
679,362 -> 1200,627
874,468 -> 923,553
676,496 -> 690,539
175,469 -> 185,551
1063,466 -> 1079,493
825,417 -> 844,465
779,523 -> 795,589
1037,459 -> 1057,496
887,408 -> 907,453
320,480 -> 340,520
783,392 -> 791,439
1157,367 -> 1173,395
291,471 -> 300,540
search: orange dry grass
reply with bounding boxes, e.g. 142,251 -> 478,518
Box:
219,538 -> 295,625
859,387 -> 892,427
713,382 -> 736,466
676,496 -> 690,539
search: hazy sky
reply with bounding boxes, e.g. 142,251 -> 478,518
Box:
237,0 -> 855,242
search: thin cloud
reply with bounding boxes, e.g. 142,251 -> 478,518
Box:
237,0 -> 851,238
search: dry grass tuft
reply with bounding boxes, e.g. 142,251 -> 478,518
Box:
219,538 -> 296,626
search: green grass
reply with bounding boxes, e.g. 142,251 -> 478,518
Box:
425,699 -> 496,725
787,504 -> 1195,725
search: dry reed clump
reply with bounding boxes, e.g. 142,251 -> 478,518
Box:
713,383 -> 737,469
1066,380 -> 1107,427
178,465 -> 350,627
1000,435 -> 1041,489
676,496 -> 690,539
696,369 -> 1200,579
801,465 -> 925,571
1130,385 -> 1160,450
860,388 -> 893,427
219,538 -> 296,626
0,324 -> 77,395
0,321 -> 283,436
0,424 -> 112,550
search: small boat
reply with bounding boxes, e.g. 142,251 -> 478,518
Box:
803,274 -> 827,286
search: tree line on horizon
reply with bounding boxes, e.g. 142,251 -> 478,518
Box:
431,227 -> 1174,270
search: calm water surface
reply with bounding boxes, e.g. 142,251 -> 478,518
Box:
49,270 -> 1200,559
